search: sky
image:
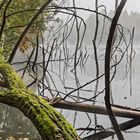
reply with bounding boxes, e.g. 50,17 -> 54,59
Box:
72,0 -> 140,19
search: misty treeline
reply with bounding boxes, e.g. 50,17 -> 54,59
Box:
70,9 -> 140,45
0,0 -> 140,140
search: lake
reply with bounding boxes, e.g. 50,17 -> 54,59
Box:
11,43 -> 140,139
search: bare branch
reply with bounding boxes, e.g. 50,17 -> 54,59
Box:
104,0 -> 127,139
83,119 -> 140,140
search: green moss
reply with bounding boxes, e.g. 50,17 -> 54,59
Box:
0,63 -> 26,90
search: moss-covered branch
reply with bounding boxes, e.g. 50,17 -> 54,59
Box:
0,63 -> 26,90
0,63 -> 80,140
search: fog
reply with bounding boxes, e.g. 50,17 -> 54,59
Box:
73,0 -> 140,19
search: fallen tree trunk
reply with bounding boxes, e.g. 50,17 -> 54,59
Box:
52,100 -> 140,119
0,92 -> 80,140
0,63 -> 80,140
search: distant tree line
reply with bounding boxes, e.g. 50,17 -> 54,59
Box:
69,9 -> 140,45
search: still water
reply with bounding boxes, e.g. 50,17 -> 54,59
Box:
57,44 -> 140,140
11,44 -> 140,139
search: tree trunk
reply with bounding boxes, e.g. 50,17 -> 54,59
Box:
0,63 -> 80,140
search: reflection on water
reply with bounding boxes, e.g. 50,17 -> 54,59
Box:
0,103 -> 41,140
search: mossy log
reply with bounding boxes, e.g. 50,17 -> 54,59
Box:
0,63 -> 80,140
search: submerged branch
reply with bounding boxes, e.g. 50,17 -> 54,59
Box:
83,119 -> 140,140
